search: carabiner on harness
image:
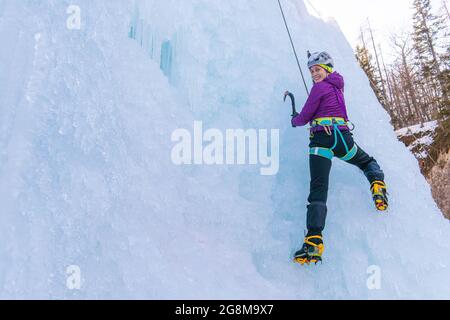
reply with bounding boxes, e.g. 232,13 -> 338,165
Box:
309,117 -> 358,161
347,121 -> 356,132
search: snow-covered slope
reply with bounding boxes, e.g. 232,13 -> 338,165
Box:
396,121 -> 438,159
0,0 -> 449,299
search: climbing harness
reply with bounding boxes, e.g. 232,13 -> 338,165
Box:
277,0 -> 310,96
309,117 -> 358,161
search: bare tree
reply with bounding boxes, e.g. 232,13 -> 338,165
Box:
390,32 -> 426,125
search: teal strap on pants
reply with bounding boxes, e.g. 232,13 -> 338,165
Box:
310,147 -> 334,160
309,124 -> 358,161
341,144 -> 358,161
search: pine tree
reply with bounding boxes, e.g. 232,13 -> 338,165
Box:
354,2 -> 449,129
355,43 -> 387,109
436,0 -> 450,118
412,0 -> 449,115
356,46 -> 382,101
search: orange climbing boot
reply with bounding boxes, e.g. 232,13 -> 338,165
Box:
293,235 -> 324,265
371,180 -> 389,211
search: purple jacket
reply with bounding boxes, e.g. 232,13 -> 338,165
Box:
292,72 -> 349,133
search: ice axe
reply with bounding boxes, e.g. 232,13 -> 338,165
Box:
284,91 -> 299,127
283,91 -> 298,116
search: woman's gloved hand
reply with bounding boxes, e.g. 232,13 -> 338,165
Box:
291,112 -> 299,128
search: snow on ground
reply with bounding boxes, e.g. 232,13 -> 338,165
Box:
396,120 -> 438,137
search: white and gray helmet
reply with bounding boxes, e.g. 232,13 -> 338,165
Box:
307,51 -> 334,69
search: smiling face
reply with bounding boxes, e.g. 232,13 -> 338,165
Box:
310,65 -> 328,83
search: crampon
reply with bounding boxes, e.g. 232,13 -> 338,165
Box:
371,180 -> 389,211
293,235 -> 324,266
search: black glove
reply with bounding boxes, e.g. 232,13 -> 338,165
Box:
291,112 -> 299,128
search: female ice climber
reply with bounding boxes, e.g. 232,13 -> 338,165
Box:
289,51 -> 389,265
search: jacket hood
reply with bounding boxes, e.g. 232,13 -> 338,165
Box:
324,72 -> 344,90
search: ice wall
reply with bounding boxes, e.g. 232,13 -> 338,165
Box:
0,0 -> 449,299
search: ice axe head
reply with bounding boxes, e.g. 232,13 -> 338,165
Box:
283,91 -> 297,117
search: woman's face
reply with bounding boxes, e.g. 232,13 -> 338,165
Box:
310,65 -> 328,83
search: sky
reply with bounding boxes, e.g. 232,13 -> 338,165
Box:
304,0 -> 449,64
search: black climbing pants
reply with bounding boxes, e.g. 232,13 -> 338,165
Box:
307,130 -> 385,234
